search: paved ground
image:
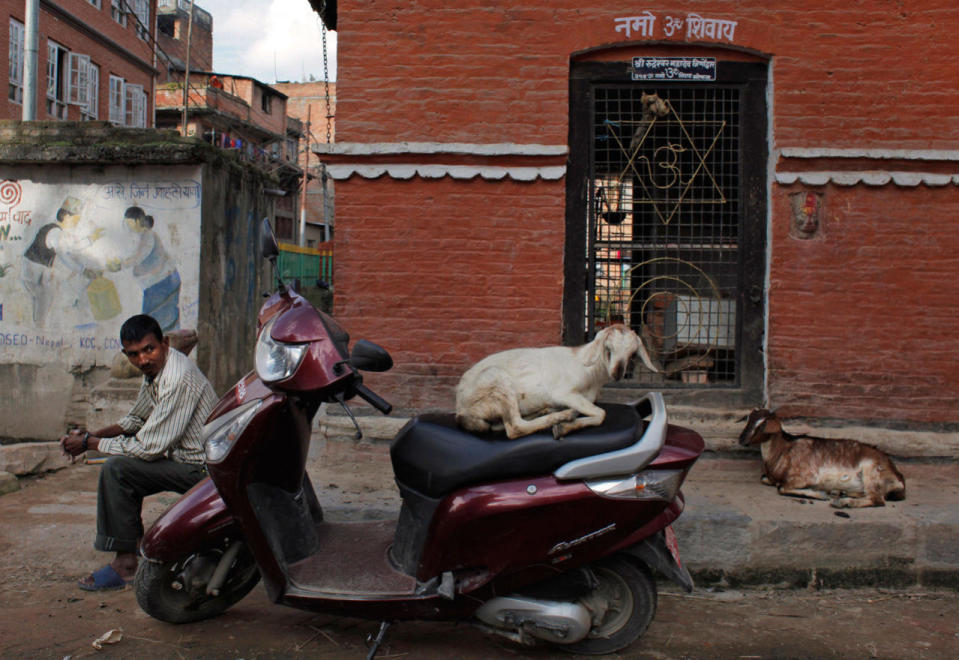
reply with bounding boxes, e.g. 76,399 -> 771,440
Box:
2,435 -> 958,658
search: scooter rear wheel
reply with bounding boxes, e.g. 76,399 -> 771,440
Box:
135,546 -> 260,624
561,555 -> 657,655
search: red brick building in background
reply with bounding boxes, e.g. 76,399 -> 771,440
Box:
318,3 -> 959,440
273,80 -> 336,246
1,0 -> 156,124
156,0 -> 212,76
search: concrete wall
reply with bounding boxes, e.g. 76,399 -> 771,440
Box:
0,122 -> 275,440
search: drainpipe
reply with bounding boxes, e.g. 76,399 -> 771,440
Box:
299,105 -> 310,246
181,0 -> 195,137
22,0 -> 39,120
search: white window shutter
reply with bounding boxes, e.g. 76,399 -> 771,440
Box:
124,83 -> 143,126
68,53 -> 90,105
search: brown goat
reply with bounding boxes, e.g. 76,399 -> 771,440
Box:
739,409 -> 906,508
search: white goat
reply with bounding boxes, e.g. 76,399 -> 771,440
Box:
739,409 -> 906,508
455,324 -> 658,439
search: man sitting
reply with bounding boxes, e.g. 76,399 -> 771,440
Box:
61,314 -> 217,591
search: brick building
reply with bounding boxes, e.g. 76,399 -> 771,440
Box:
155,71 -> 303,237
311,1 -> 959,439
272,80 -> 336,245
2,0 -> 156,125
156,0 -> 212,77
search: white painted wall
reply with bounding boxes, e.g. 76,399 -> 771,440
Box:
0,165 -> 202,370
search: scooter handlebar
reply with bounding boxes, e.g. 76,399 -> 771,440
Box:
354,383 -> 393,415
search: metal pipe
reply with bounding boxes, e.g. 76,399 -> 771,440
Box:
181,0 -> 195,136
206,541 -> 242,596
22,0 -> 39,120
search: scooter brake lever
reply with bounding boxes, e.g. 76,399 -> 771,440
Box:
334,393 -> 363,440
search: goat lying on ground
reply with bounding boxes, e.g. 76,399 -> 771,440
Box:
738,409 -> 906,508
456,324 -> 658,439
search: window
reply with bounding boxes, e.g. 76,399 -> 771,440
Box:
46,41 -> 68,119
125,83 -> 147,127
111,0 -> 127,27
261,92 -> 272,114
132,0 -> 150,40
109,75 -> 124,124
81,64 -> 99,120
68,53 -> 90,107
87,0 -> 102,8
8,19 -> 24,104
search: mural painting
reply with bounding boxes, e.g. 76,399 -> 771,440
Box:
0,173 -> 201,364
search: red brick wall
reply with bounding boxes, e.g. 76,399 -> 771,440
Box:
335,176 -> 565,410
2,0 -> 156,122
769,183 -> 959,424
326,1 -> 959,423
334,2 -> 959,146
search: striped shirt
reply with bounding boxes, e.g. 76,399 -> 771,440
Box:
98,348 -> 217,465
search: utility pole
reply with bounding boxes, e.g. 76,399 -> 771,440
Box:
22,0 -> 39,120
181,0 -> 195,137
298,105 -> 311,247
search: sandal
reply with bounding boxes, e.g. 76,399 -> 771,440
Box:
78,564 -> 129,591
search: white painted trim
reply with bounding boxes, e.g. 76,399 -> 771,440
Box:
775,171 -> 957,187
780,147 -> 959,161
313,142 -> 569,156
326,164 -> 567,181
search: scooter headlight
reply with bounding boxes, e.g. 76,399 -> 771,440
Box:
204,399 -> 264,463
586,469 -> 685,501
255,316 -> 308,383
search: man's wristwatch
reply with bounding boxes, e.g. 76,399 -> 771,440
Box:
81,432 -> 89,453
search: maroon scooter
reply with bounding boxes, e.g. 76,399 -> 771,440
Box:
134,219 -> 705,657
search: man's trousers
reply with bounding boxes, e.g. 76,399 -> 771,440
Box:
95,456 -> 206,553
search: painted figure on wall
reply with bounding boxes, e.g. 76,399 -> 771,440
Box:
19,196 -> 105,326
108,206 -> 181,331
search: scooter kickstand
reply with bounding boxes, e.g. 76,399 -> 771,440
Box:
365,621 -> 392,660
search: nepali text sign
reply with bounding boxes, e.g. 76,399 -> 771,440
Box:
631,57 -> 717,82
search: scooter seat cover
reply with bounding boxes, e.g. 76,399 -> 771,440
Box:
390,403 -> 643,498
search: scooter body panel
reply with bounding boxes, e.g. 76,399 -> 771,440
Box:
140,477 -> 240,562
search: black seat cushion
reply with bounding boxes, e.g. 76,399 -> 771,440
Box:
390,403 -> 644,498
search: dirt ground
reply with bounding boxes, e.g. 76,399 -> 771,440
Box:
1,456 -> 958,660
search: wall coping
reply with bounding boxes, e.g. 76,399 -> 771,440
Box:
313,142 -> 568,156
776,171 -> 959,187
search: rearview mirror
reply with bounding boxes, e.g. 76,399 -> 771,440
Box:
350,340 -> 393,372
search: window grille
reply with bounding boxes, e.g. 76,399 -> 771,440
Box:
588,85 -> 741,387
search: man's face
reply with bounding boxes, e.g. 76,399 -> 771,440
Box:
121,333 -> 170,379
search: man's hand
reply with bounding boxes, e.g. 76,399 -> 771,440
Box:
60,429 -> 99,462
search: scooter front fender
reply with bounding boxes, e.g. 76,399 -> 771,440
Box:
141,476 -> 241,562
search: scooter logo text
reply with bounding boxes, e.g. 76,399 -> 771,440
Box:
548,523 -> 617,555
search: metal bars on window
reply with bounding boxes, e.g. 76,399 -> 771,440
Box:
588,85 -> 741,387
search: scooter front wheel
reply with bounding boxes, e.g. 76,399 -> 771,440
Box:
135,544 -> 260,624
561,556 -> 657,655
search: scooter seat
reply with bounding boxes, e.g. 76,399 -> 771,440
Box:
390,403 -> 644,498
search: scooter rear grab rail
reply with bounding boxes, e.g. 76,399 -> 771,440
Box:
553,392 -> 666,480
